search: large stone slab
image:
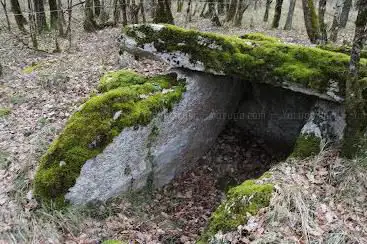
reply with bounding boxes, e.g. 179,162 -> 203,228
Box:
63,69 -> 244,205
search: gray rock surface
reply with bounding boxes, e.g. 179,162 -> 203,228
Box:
65,69 -> 245,205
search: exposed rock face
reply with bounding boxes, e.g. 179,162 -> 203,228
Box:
65,69 -> 245,204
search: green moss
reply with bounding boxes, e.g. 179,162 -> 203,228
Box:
33,70 -> 185,207
200,179 -> 273,242
124,24 -> 367,98
291,133 -> 321,158
22,62 -> 41,74
240,32 -> 280,42
102,240 -> 125,244
0,108 -> 11,117
318,44 -> 367,59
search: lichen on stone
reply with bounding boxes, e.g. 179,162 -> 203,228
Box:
121,24 -> 367,101
33,70 -> 185,207
199,177 -> 274,242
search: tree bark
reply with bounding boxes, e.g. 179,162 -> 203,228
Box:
0,0 -> 11,31
140,0 -> 146,23
83,0 -> 98,31
318,0 -> 327,43
34,0 -> 47,32
153,0 -> 174,24
10,0 -> 27,32
235,0 -> 249,26
302,0 -> 320,43
263,0 -> 272,22
343,0 -> 367,158
284,0 -> 296,30
272,0 -> 283,28
49,0 -> 58,29
330,0 -> 343,42
340,0 -> 352,28
27,0 -> 38,48
226,0 -> 237,22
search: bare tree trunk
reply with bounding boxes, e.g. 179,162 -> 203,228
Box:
153,0 -> 174,24
49,0 -> 58,29
343,0 -> 367,158
263,0 -> 272,22
67,0 -> 72,49
84,0 -> 98,31
27,0 -> 38,49
10,0 -> 27,32
121,0 -> 128,26
131,0 -> 140,24
340,0 -> 352,28
218,0 -> 224,14
330,0 -> 343,42
177,0 -> 183,12
272,0 -> 283,28
284,0 -> 296,30
302,0 -> 320,43
211,2 -> 222,26
34,0 -> 47,32
140,0 -> 146,23
57,0 -> 64,36
226,0 -> 237,22
94,0 -> 101,17
0,0 -> 11,31
185,0 -> 192,22
235,0 -> 249,26
318,0 -> 327,43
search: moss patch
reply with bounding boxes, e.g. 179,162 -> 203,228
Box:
123,24 -> 367,99
22,62 -> 41,74
240,32 -> 280,42
33,70 -> 185,207
200,179 -> 274,242
318,44 -> 367,59
291,133 -> 321,158
0,108 -> 11,117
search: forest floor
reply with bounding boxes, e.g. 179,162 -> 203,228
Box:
0,9 -> 366,243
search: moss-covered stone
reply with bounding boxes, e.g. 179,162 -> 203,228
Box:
200,178 -> 274,242
33,70 -> 185,207
240,32 -> 280,42
102,240 -> 125,244
291,133 -> 321,158
123,24 -> 367,100
318,44 -> 367,59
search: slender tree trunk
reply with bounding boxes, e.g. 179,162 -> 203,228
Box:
302,0 -> 320,43
226,0 -> 237,22
343,0 -> 367,158
272,0 -> 283,28
264,0 -> 272,22
177,0 -> 183,12
27,0 -> 38,48
57,0 -> 64,36
284,0 -> 296,30
94,0 -> 101,17
140,0 -> 146,23
204,0 -> 215,18
84,0 -> 98,31
185,0 -> 192,22
218,0 -> 224,14
121,0 -> 128,26
153,0 -> 174,24
34,0 -> 47,32
330,0 -> 343,42
131,0 -> 140,24
10,0 -> 27,32
67,0 -> 72,49
235,0 -> 249,26
0,0 -> 11,31
211,2 -> 222,26
49,0 -> 58,29
318,0 -> 327,43
340,0 -> 352,28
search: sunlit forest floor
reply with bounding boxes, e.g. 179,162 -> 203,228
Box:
1,2 -> 366,243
